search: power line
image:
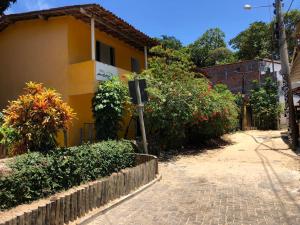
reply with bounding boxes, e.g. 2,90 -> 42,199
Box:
286,0 -> 295,14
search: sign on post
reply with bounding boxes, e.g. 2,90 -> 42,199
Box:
128,78 -> 148,154
128,79 -> 148,104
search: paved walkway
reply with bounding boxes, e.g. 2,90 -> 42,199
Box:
88,130 -> 300,225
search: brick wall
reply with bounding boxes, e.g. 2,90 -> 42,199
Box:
200,60 -> 261,94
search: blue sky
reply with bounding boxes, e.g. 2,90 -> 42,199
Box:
5,0 -> 300,46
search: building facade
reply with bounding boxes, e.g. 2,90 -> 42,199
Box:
0,4 -> 156,146
199,59 -> 286,128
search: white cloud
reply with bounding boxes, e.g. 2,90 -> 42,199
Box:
24,0 -> 51,11
4,8 -> 15,15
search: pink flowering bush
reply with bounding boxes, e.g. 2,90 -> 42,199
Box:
140,46 -> 238,151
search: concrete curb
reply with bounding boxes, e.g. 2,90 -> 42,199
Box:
73,174 -> 162,225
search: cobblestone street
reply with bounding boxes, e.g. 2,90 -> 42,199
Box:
88,130 -> 300,225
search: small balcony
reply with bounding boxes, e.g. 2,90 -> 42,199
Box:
68,60 -> 129,95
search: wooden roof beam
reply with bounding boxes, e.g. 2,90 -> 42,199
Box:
79,7 -> 145,49
38,14 -> 48,20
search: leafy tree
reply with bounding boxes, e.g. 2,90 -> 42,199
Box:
189,28 -> 234,67
229,22 -> 272,60
92,77 -> 131,141
281,9 -> 300,57
206,47 -> 237,65
156,35 -> 183,50
139,46 -> 239,151
1,82 -> 75,154
249,77 -> 280,130
231,10 -> 300,60
0,0 -> 16,15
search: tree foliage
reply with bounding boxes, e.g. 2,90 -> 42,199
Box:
229,22 -> 272,60
139,46 -> 239,151
1,82 -> 75,154
189,28 -> 234,67
0,0 -> 16,15
282,9 -> 300,57
206,47 -> 237,65
249,77 -> 280,130
230,10 -> 300,60
92,77 -> 131,141
156,35 -> 183,50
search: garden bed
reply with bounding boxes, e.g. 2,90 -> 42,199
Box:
0,154 -> 158,225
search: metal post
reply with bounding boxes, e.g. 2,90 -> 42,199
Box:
144,46 -> 148,69
241,74 -> 246,130
134,75 -> 148,154
91,18 -> 95,61
275,0 -> 298,149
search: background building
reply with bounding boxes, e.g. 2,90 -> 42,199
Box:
199,59 -> 286,128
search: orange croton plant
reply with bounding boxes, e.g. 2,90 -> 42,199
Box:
2,82 -> 76,154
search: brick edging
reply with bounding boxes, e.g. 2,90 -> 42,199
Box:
0,154 -> 158,225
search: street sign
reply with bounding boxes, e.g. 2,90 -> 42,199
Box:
128,79 -> 148,104
128,78 -> 148,154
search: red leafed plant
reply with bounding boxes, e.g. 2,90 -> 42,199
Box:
1,82 -> 76,154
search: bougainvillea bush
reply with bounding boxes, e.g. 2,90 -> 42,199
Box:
1,82 -> 75,154
139,46 -> 238,151
187,84 -> 239,144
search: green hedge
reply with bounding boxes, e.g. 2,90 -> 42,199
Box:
0,140 -> 135,210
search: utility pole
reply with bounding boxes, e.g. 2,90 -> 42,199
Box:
275,0 -> 298,149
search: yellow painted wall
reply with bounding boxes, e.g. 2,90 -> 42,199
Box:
68,60 -> 96,95
67,17 -> 145,146
0,15 -> 145,147
67,17 -> 145,71
68,93 -> 94,146
0,17 -> 69,109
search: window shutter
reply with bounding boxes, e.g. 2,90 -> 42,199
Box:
96,41 -> 101,62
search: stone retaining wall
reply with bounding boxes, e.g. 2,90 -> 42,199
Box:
0,154 -> 158,225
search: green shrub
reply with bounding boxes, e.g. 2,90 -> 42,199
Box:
0,112 -> 3,125
187,84 -> 239,143
92,77 -> 131,141
249,77 -> 280,130
0,140 -> 135,210
139,46 -> 239,151
1,82 -> 75,154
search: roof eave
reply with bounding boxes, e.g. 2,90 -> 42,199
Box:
0,4 -> 158,51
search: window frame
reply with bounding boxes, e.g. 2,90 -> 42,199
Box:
95,40 -> 116,67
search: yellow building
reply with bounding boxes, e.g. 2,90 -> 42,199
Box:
0,4 -> 156,146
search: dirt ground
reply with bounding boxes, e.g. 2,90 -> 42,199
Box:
89,130 -> 300,225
